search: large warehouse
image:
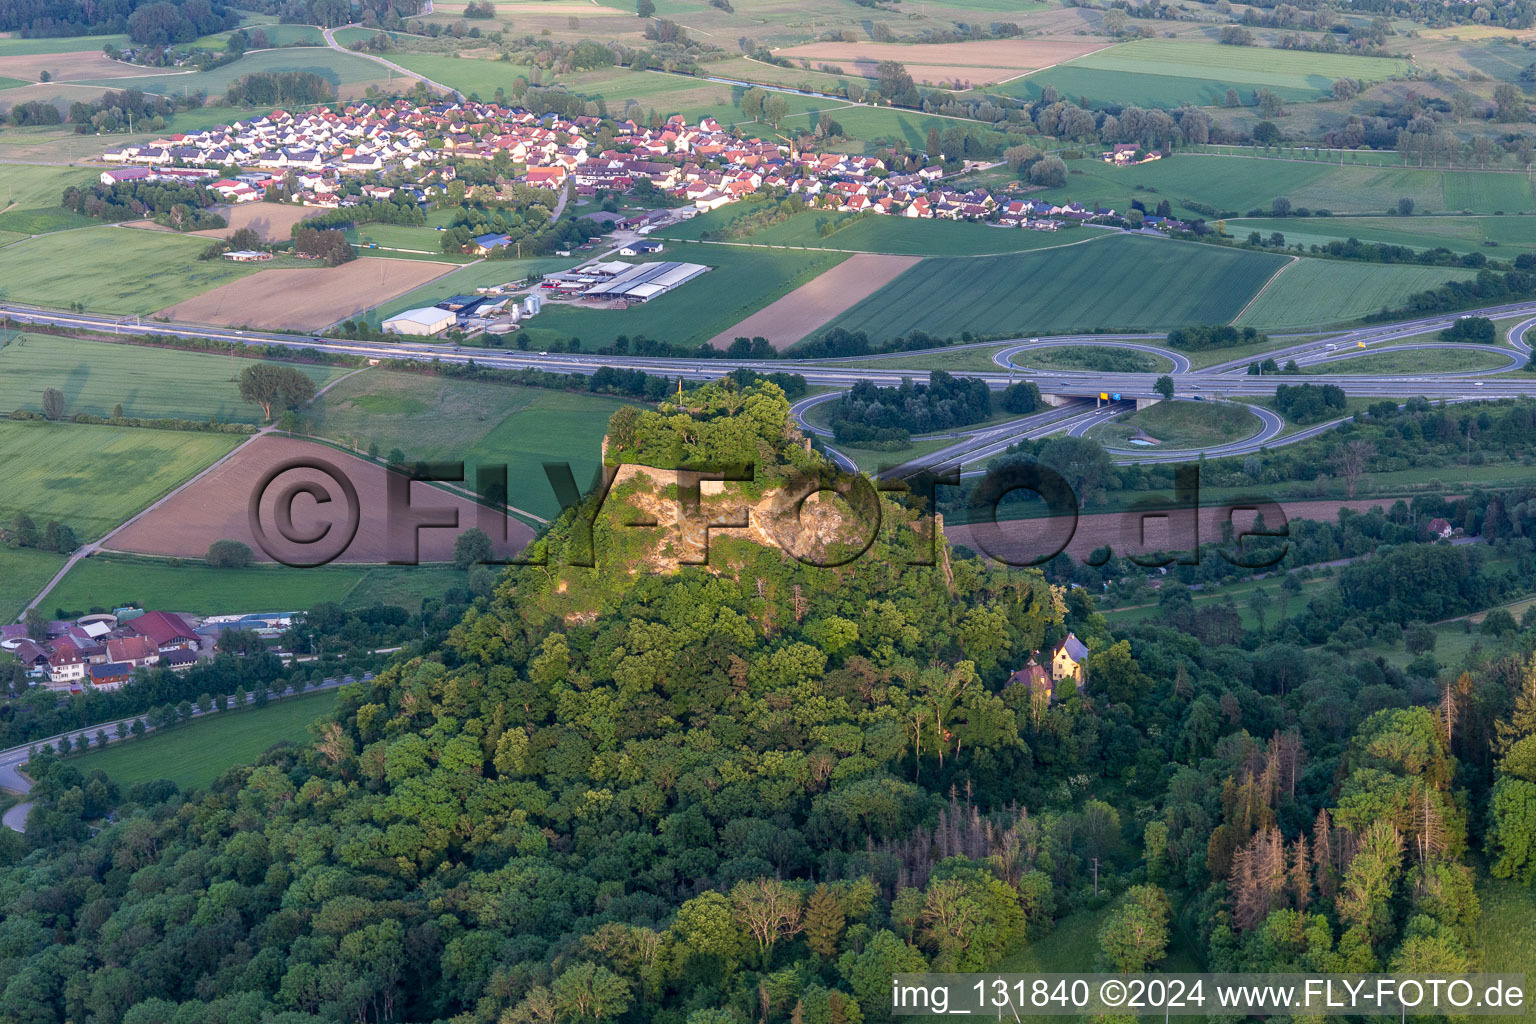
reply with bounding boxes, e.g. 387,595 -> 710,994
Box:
581,261 -> 709,302
382,306 -> 455,336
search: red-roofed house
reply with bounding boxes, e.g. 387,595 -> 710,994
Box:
127,612 -> 200,652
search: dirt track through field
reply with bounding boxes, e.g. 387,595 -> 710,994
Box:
155,257 -> 454,332
107,435 -> 536,564
708,253 -> 920,352
945,497 -> 1411,566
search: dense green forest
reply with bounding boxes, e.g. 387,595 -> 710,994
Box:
0,382 -> 1531,1024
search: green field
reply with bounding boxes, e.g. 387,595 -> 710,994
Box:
521,243 -> 850,350
0,162 -> 102,214
1319,347 -> 1512,375
311,372 -> 633,519
0,35 -> 130,55
562,66 -> 828,126
664,204 -> 1096,256
1228,214 -> 1536,253
0,206 -> 99,234
1473,878 -> 1536,979
78,46 -> 389,96
816,234 -> 1287,342
0,420 -> 240,539
1235,259 -> 1478,329
0,334 -> 344,422
0,227 -> 261,314
42,552 -> 468,616
1024,155 -> 1535,221
1091,399 -> 1259,449
0,76 -> 25,91
812,104 -> 1010,155
71,688 -> 343,790
1005,38 -> 1409,108
387,53 -> 534,98
0,547 -> 68,624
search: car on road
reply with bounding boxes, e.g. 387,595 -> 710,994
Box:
1475,381 -> 1485,387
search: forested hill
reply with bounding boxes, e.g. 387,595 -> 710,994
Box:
0,386 -> 1531,1024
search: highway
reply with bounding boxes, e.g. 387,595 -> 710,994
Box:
5,294 -> 1535,475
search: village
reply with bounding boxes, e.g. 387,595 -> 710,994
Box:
93,100 -> 1188,339
98,99 -> 1180,229
0,610 -> 294,693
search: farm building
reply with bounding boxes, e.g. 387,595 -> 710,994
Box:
383,307 -> 455,336
582,262 -> 709,302
524,294 -> 543,317
223,250 -> 274,262
618,240 -> 665,256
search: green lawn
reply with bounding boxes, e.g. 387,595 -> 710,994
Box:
664,204 -> 1096,256
70,688 -> 343,791
311,372 -> 633,519
814,104 -> 1012,155
0,333 -> 344,422
1024,155 -> 1535,221
0,226 -> 262,314
1319,347 -> 1512,375
1005,38 -> 1409,109
1235,259 -> 1479,329
0,420 -> 241,539
1092,399 -> 1259,449
42,552 -> 469,617
520,243 -> 850,351
815,234 -> 1288,343
1228,214 -> 1536,254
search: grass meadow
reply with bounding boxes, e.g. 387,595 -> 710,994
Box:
0,547 -> 69,624
519,242 -> 850,350
1319,347 -> 1513,375
1234,259 -> 1478,328
42,552 -> 468,616
664,203 -> 1097,256
0,333 -> 345,422
1004,38 -> 1409,108
189,25 -> 325,48
1228,214 -> 1536,253
310,372 -> 634,519
0,420 -> 240,539
79,47 -> 390,97
386,53 -> 534,98
1090,400 -> 1259,449
1028,155 -> 1535,220
816,234 -> 1287,342
0,35 -> 131,55
71,688 -> 343,790
0,162 -> 102,214
0,227 -> 262,314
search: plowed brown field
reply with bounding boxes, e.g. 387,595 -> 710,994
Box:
108,435 -> 536,564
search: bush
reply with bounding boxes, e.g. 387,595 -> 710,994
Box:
206,539 -> 254,568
